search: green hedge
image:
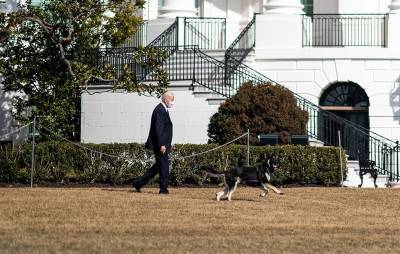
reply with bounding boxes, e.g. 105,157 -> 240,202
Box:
0,142 -> 347,186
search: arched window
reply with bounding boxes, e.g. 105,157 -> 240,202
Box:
320,81 -> 369,108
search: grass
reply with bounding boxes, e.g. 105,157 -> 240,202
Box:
1,186 -> 400,254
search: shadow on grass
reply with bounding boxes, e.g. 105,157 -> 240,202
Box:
101,188 -> 134,193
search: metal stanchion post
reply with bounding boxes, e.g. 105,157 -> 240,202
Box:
247,129 -> 250,167
338,130 -> 344,187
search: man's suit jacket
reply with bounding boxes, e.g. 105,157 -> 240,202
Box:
145,103 -> 173,152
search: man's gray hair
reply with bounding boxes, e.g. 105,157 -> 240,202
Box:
162,91 -> 174,101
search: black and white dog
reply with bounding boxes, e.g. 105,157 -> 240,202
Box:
203,154 -> 283,201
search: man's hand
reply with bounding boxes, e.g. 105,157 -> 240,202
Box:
160,145 -> 166,154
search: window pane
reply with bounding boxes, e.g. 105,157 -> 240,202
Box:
31,0 -> 43,6
301,0 -> 313,15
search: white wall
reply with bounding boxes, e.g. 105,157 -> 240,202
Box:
0,81 -> 27,143
314,0 -> 338,14
81,89 -> 220,144
313,0 -> 391,14
202,0 -> 227,18
201,0 -> 262,46
0,0 -> 19,13
338,0 -> 391,13
0,80 -> 13,141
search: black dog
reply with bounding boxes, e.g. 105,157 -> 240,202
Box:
203,154 -> 283,201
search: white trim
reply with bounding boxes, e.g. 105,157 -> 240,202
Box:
255,48 -> 400,60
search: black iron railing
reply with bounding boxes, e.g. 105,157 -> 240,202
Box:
147,46 -> 196,82
86,19 -> 179,86
183,17 -> 226,49
148,18 -> 178,50
302,14 -> 388,47
85,47 -> 146,85
119,20 -> 148,47
193,49 -> 229,95
225,16 -> 257,94
225,15 -> 256,66
295,93 -> 399,181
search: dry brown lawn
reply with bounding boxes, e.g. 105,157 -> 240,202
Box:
1,187 -> 400,254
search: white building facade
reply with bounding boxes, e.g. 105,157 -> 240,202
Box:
1,0 -> 400,150
82,0 -> 400,147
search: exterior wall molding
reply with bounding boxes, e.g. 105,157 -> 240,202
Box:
254,48 -> 400,60
389,0 -> 400,13
158,0 -> 197,18
263,0 -> 304,14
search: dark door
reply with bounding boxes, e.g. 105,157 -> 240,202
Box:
319,81 -> 370,159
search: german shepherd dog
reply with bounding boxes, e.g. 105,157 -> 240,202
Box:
203,154 -> 283,201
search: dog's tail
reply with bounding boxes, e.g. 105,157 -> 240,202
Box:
200,170 -> 225,178
198,167 -> 227,184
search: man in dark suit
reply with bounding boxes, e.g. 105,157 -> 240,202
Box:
133,91 -> 174,194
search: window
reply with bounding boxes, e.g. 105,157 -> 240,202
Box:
158,0 -> 202,16
30,0 -> 43,7
301,0 -> 313,15
158,0 -> 201,9
320,81 -> 369,107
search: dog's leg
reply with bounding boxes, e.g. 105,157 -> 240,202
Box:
216,186 -> 228,201
358,171 -> 364,188
266,183 -> 284,195
216,177 -> 230,201
260,183 -> 269,197
227,178 -> 240,201
370,162 -> 378,188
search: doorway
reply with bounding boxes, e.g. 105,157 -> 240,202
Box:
319,81 -> 370,159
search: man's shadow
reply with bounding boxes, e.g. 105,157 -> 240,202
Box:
390,75 -> 400,125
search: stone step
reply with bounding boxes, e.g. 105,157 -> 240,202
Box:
166,80 -> 227,105
168,80 -> 194,90
309,138 -> 324,147
206,97 -> 226,105
343,160 -> 389,188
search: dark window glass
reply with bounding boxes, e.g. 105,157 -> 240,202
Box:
301,0 -> 313,15
320,81 -> 369,107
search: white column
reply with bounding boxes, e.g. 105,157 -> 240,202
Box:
141,0 -> 159,20
263,0 -> 304,14
256,0 -> 304,49
388,0 -> 400,48
158,0 -> 197,18
389,0 -> 400,13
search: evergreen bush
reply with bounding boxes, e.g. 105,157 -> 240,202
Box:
0,142 -> 346,186
208,82 -> 309,144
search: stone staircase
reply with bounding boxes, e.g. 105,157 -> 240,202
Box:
167,79 -> 226,105
160,48 -> 227,105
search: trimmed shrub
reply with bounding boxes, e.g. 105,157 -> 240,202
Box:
0,142 -> 346,186
208,82 -> 309,144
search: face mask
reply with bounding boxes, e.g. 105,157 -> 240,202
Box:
167,100 -> 175,108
